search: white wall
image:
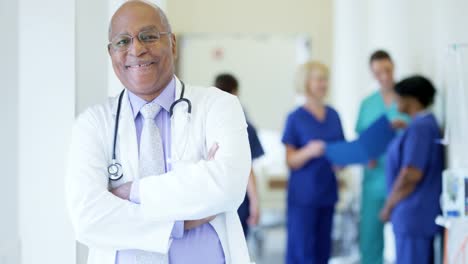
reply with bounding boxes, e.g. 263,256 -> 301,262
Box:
367,1 -> 436,78
76,0 -> 109,113
331,0 -> 370,137
75,1 -> 111,262
17,0 -> 76,263
167,0 -> 333,66
0,0 -> 20,262
178,34 -> 310,130
432,0 -> 468,87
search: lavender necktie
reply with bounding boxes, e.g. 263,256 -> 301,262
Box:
135,102 -> 167,264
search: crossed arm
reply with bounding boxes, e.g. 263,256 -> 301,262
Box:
66,94 -> 250,253
111,143 -> 221,230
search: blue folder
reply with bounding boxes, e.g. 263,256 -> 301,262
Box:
325,115 -> 396,166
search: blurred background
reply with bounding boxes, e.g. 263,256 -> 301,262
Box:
1,0 -> 468,263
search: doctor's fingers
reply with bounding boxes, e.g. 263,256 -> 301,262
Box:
207,142 -> 220,160
110,181 -> 132,200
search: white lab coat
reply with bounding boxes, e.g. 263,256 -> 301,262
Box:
66,77 -> 252,264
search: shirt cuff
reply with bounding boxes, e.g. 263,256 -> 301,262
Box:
129,180 -> 141,204
171,221 -> 184,239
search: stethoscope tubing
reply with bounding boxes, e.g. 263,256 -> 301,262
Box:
108,81 -> 191,181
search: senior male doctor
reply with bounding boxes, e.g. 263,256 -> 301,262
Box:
66,1 -> 252,264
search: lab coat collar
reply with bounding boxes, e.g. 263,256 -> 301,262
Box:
170,76 -> 191,162
112,89 -> 139,180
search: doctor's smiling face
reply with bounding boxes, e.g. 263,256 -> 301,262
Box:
108,1 -> 177,101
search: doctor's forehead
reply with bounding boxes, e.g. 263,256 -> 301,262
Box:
109,1 -> 168,38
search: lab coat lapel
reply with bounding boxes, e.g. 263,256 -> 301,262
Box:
116,90 -> 140,181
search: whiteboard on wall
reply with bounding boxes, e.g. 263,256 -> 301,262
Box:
177,34 -> 311,130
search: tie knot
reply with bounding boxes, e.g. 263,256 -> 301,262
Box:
140,102 -> 162,120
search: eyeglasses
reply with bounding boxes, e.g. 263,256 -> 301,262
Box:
108,30 -> 172,52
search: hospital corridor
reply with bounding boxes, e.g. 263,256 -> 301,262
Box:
2,0 -> 468,264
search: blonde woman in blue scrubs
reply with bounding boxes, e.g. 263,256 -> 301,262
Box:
356,50 -> 409,264
283,61 -> 345,264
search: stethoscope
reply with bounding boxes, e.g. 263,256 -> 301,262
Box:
108,81 -> 192,181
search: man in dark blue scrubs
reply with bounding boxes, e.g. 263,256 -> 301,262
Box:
214,73 -> 264,237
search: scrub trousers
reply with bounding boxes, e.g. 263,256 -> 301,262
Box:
360,175 -> 386,264
395,233 -> 434,264
286,204 -> 334,264
237,194 -> 250,237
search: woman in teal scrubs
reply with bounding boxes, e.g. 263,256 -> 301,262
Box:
381,76 -> 443,264
356,50 -> 409,264
282,61 -> 344,264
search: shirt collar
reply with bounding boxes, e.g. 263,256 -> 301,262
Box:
127,77 -> 176,119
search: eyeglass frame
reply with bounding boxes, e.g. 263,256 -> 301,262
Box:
108,30 -> 172,52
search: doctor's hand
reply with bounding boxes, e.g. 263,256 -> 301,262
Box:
111,181 -> 132,200
184,215 -> 217,230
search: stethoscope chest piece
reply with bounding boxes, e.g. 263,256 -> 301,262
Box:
108,160 -> 123,181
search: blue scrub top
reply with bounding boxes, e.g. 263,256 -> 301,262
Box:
282,106 -> 345,206
386,113 -> 444,236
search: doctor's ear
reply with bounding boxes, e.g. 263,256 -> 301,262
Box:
170,34 -> 178,59
107,44 -> 113,56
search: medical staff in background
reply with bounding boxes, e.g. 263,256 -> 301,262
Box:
355,50 -> 409,264
66,1 -> 252,263
282,61 -> 345,264
214,73 -> 264,237
381,76 -> 443,264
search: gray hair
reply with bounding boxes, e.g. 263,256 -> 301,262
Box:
108,0 -> 172,41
